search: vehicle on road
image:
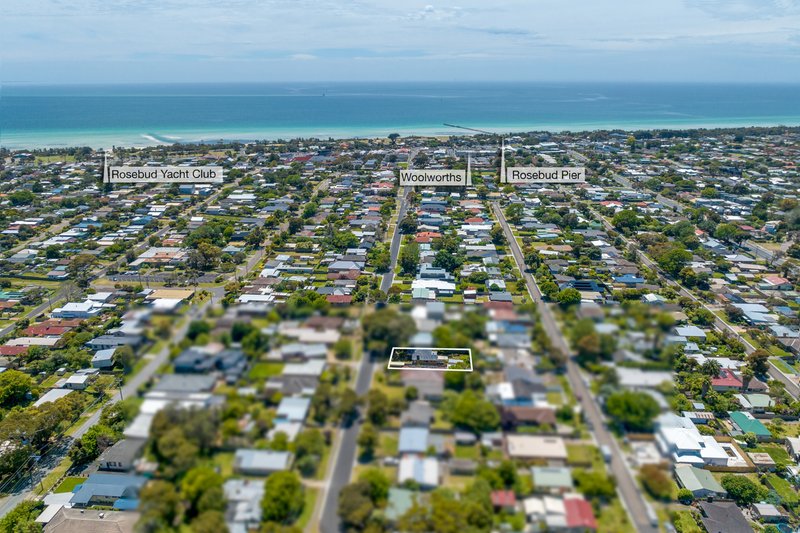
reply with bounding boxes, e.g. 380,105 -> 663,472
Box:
601,444 -> 612,463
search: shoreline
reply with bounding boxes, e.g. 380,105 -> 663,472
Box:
3,118 -> 800,150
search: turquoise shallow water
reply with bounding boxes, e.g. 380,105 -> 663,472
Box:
2,82 -> 800,149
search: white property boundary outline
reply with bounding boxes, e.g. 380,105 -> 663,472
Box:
387,347 -> 473,372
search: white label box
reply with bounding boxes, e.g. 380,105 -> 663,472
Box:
107,166 -> 224,183
506,167 -> 585,184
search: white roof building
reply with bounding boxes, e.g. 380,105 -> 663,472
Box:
654,413 -> 728,466
398,456 -> 439,488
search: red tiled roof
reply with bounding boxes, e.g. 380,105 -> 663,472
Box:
501,406 -> 557,426
564,496 -> 597,530
326,295 -> 353,304
483,301 -> 514,311
0,346 -> 28,356
490,309 -> 523,322
24,326 -> 69,337
491,490 -> 516,508
712,369 -> 742,388
39,319 -> 83,328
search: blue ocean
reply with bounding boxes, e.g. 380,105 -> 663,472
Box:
2,82 -> 800,149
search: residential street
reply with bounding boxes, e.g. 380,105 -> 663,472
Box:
318,186 -> 410,533
492,202 -> 658,533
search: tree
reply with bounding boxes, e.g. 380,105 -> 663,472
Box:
338,481 -> 375,530
113,345 -> 135,374
399,241 -> 420,275
332,231 -> 359,252
556,288 -> 582,307
187,242 -> 222,271
574,470 -> 616,500
388,133 -> 400,144
605,390 -> 660,432
700,358 -> 722,378
262,471 -> 304,524
505,204 -> 524,225
69,423 -> 117,464
747,349 -> 771,375
433,249 -> 461,274
336,389 -> 359,424
0,501 -> 43,533
443,390 -> 500,433
294,429 -> 325,477
366,389 -> 389,426
575,331 -> 602,364
362,308 -> 416,356
333,339 -> 353,360
181,466 -> 225,516
725,304 -> 745,323
190,511 -> 229,533
714,223 -> 744,243
66,253 -> 97,286
44,245 -> 62,259
612,209 -> 640,232
655,246 -> 692,277
640,465 -> 672,501
398,215 -> 418,235
358,468 -> 390,504
187,320 -> 211,341
721,474 -> 767,505
100,398 -> 139,433
490,224 -> 505,245
0,369 -> 34,408
677,488 -> 694,504
357,422 -> 379,458
367,243 -> 390,273
9,190 -> 35,206
231,321 -> 256,342
138,480 -> 183,530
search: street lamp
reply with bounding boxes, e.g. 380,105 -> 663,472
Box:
443,123 -> 508,184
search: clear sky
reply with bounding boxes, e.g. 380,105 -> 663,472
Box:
3,0 -> 800,84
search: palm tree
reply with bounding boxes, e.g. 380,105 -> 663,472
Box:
741,366 -> 755,392
701,358 -> 722,378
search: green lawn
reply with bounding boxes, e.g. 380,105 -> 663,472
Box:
597,499 -> 635,533
210,452 -> 235,478
567,443 -> 602,469
671,510 -> 703,533
454,445 -> 479,460
546,391 -> 564,406
296,487 -> 318,530
446,474 -> 476,490
431,410 -> 453,431
40,374 -> 62,388
314,444 -> 332,481
752,443 -> 791,465
371,378 -> 406,401
379,434 -> 398,457
766,474 -> 800,507
54,476 -> 84,493
771,357 -> 795,375
249,362 -> 285,380
35,458 -> 73,496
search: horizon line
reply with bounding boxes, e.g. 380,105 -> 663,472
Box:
4,80 -> 800,87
